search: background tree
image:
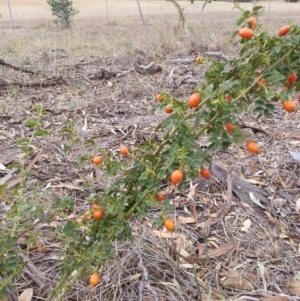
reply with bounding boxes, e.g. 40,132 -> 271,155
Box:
47,0 -> 79,27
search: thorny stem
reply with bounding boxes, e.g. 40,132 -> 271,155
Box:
232,0 -> 244,12
45,263 -> 85,301
124,199 -> 143,220
47,264 -> 90,301
194,110 -> 222,139
154,46 -> 296,157
110,45 -> 298,237
153,125 -> 177,156
231,46 -> 296,105
194,47 -> 297,138
46,42 -> 297,301
153,98 -> 210,156
46,236 -> 112,301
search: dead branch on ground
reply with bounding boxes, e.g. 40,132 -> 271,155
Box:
211,164 -> 294,207
5,150 -> 43,189
64,59 -> 102,69
168,51 -> 231,65
178,74 -> 200,85
167,58 -> 194,65
204,51 -> 231,61
87,62 -> 162,80
0,76 -> 67,88
0,58 -> 36,74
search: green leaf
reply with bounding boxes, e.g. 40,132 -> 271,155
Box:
138,170 -> 150,181
84,139 -> 96,146
152,216 -> 164,229
263,109 -> 270,118
221,132 -> 230,142
243,10 -> 251,18
209,136 -> 218,143
221,140 -> 231,150
236,17 -> 245,26
265,103 -> 275,111
253,5 -> 263,12
162,200 -> 174,212
255,99 -> 265,106
195,115 -> 201,127
201,0 -> 213,12
16,138 -> 30,145
215,141 -> 222,151
33,129 -> 49,137
20,203 -> 37,215
24,119 -> 39,128
7,236 -> 18,245
252,107 -> 263,114
231,29 -> 239,41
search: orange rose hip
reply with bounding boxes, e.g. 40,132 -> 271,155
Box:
282,100 -> 296,113
170,170 -> 183,185
120,146 -> 129,156
164,218 -> 175,231
90,272 -> 100,287
156,192 -> 165,202
200,168 -> 210,179
92,156 -> 103,165
246,141 -> 260,154
92,209 -> 104,220
188,93 -> 201,108
225,123 -> 235,132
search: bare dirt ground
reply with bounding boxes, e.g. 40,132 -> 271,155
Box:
0,1 -> 300,301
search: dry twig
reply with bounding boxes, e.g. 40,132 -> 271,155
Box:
6,150 -> 42,188
167,58 -> 194,65
0,58 -> 36,74
0,77 -> 66,88
204,51 -> 231,61
18,252 -> 49,288
137,252 -> 158,301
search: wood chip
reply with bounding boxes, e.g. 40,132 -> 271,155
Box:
18,288 -> 33,301
288,280 -> 300,296
261,295 -> 288,301
152,230 -> 186,240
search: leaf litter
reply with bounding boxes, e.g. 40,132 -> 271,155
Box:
0,10 -> 300,301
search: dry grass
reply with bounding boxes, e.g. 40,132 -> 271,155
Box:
0,1 -> 299,65
1,2 -> 300,301
1,0 -> 300,20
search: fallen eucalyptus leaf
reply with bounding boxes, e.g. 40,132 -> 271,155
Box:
249,192 -> 265,209
18,288 -> 33,301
